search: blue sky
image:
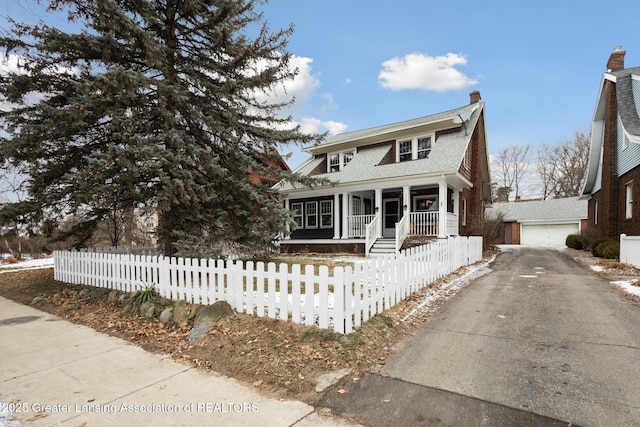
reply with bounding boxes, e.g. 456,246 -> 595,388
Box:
3,0 -> 640,177
257,0 -> 640,170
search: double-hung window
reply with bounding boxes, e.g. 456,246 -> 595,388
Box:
626,182 -> 634,219
329,154 -> 340,172
399,140 -> 413,162
305,201 -> 318,228
291,202 -> 303,228
328,151 -> 355,172
319,200 -> 333,228
417,137 -> 432,159
398,135 -> 433,162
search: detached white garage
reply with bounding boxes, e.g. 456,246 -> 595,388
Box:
520,222 -> 581,246
488,197 -> 587,246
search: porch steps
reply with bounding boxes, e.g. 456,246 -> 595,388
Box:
369,238 -> 397,256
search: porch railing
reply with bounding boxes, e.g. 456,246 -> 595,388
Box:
409,211 -> 439,236
347,214 -> 377,238
396,214 -> 410,252
365,215 -> 380,256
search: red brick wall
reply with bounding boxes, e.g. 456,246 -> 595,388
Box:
595,78 -> 620,239
617,168 -> 640,235
459,109 -> 486,236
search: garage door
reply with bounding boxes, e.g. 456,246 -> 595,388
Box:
520,223 -> 579,246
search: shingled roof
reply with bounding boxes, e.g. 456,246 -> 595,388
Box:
279,102 -> 483,191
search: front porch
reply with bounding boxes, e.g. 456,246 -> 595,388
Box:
282,178 -> 467,255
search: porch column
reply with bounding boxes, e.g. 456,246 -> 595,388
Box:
402,185 -> 411,215
438,177 -> 447,238
333,194 -> 340,239
341,192 -> 349,239
284,198 -> 291,239
375,188 -> 383,238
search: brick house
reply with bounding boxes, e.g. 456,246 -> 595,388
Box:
582,48 -> 640,238
276,91 -> 492,255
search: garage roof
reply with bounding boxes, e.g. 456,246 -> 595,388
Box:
487,197 -> 587,222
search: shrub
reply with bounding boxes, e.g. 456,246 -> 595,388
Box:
565,234 -> 584,250
591,237 -> 611,257
600,241 -> 620,260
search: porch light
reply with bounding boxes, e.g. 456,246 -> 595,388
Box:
375,206 -> 379,213
403,204 -> 407,211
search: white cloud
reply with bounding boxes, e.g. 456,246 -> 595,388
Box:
319,93 -> 337,113
378,52 -> 478,92
253,55 -> 321,115
298,117 -> 347,136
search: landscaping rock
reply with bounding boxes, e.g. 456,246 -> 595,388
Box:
172,300 -> 191,325
90,288 -> 109,301
79,288 -> 92,297
159,307 -> 173,324
32,296 -> 44,304
108,291 -> 120,303
188,301 -> 234,344
139,301 -> 155,318
314,368 -> 354,393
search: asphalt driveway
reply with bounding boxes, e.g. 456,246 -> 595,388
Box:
322,247 -> 640,426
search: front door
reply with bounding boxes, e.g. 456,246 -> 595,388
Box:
383,199 -> 400,238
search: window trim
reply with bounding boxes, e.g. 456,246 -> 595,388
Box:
594,199 -> 598,225
327,150 -> 355,172
397,135 -> 434,162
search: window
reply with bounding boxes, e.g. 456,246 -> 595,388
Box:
626,182 -> 633,219
329,154 -> 340,172
328,151 -> 355,172
417,137 -> 432,159
291,203 -> 303,228
320,200 -> 333,228
343,151 -> 354,165
352,197 -> 362,216
399,140 -> 412,162
398,136 -> 434,162
415,196 -> 438,212
462,197 -> 467,226
305,201 -> 318,228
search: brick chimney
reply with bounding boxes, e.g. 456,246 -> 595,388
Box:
469,90 -> 481,104
607,46 -> 626,71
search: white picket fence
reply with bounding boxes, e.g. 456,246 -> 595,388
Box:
54,236 -> 483,334
620,234 -> 640,268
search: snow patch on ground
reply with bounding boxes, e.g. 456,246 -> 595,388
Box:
0,258 -> 54,274
610,279 -> 640,297
590,265 -> 605,272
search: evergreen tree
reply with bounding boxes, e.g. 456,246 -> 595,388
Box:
0,0 -> 321,256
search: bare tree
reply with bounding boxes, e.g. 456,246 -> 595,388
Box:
495,144 -> 531,201
536,130 -> 590,199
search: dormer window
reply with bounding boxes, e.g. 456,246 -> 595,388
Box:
417,137 -> 432,159
398,135 -> 433,162
328,150 -> 354,172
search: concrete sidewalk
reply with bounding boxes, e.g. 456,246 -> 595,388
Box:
0,296 -> 356,426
